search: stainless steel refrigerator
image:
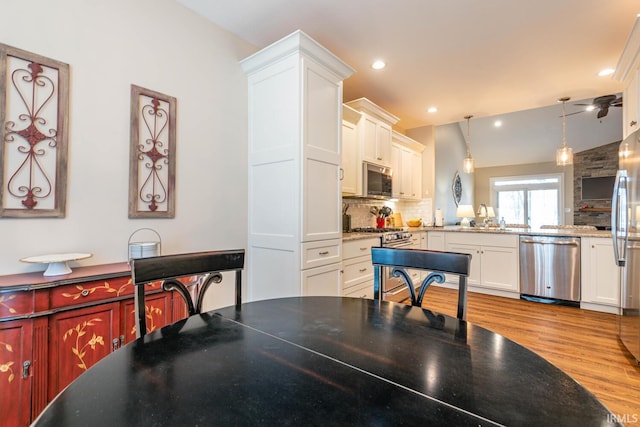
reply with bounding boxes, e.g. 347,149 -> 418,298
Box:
612,129 -> 640,364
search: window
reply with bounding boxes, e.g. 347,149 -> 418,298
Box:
490,174 -> 564,228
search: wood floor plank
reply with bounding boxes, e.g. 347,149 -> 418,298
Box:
387,286 -> 640,425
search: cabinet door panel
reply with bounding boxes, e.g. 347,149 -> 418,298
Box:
446,243 -> 481,286
302,263 -> 341,296
341,119 -> 358,195
362,115 -> 378,164
376,122 -> 392,165
0,319 -> 32,427
481,246 -> 519,292
48,303 -> 119,399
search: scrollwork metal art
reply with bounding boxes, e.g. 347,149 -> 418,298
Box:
0,44 -> 69,217
129,85 -> 176,218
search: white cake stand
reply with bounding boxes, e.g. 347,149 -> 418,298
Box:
20,253 -> 93,276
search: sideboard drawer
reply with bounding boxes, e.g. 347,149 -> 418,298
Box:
50,276 -> 134,308
0,291 -> 34,319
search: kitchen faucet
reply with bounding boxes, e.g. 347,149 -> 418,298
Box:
478,203 -> 489,227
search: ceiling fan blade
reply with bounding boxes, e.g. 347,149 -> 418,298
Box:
597,108 -> 609,119
563,111 -> 584,117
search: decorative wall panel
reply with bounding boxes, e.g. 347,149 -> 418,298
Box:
0,44 -> 69,218
128,85 -> 176,218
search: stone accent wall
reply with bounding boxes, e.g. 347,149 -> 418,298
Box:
573,140 -> 620,228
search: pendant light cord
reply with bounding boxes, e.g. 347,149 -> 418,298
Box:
465,115 -> 473,156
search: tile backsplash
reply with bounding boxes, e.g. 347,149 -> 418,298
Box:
342,198 -> 433,229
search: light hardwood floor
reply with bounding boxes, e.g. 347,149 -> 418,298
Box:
388,286 -> 640,425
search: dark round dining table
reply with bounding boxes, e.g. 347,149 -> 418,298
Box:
32,297 -> 620,426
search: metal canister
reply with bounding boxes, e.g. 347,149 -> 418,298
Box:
127,228 -> 161,263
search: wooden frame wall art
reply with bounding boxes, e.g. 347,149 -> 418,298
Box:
0,44 -> 70,218
128,85 -> 176,218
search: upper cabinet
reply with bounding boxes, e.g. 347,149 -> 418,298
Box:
342,98 -> 399,197
345,98 -> 399,168
341,105 -> 362,196
614,16 -> 640,139
391,131 -> 424,200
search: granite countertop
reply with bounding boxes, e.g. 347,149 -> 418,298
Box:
343,226 -> 612,241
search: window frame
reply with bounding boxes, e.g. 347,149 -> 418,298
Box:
489,173 -> 565,226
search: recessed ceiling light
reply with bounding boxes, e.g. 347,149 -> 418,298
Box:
427,106 -> 438,113
494,120 -> 502,127
598,68 -> 615,77
371,60 -> 386,70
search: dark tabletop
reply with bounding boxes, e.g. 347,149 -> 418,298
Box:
33,297 -> 620,426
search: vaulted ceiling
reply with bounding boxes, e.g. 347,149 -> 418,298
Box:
175,0 -> 636,166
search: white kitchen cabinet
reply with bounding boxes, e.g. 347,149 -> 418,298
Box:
341,105 -> 361,196
615,16 -> 640,138
427,231 -> 445,251
342,237 -> 380,299
345,98 -> 398,168
391,132 -> 424,200
580,237 -> 620,314
445,232 -> 519,298
241,31 -> 354,300
301,263 -> 343,296
622,71 -> 639,139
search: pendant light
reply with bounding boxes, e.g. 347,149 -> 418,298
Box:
463,115 -> 475,173
556,97 -> 573,166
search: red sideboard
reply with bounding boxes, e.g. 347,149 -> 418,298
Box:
0,263 -> 189,427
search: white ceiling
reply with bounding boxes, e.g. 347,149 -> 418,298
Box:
175,0 -> 636,167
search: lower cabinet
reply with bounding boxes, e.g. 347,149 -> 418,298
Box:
0,319 -> 33,427
445,232 -> 519,298
0,265 -> 189,427
341,237 -> 379,299
300,239 -> 342,296
581,237 -> 620,313
47,303 -> 121,399
301,263 -> 342,296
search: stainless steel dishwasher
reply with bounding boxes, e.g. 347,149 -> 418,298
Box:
519,235 -> 580,304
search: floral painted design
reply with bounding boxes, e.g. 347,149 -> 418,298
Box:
130,305 -> 163,337
0,340 -> 15,382
0,294 -> 17,314
61,279 -> 132,300
62,318 -> 105,370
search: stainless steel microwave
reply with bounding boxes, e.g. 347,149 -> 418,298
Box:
363,162 -> 392,199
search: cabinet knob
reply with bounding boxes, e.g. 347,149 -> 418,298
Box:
318,251 -> 329,256
81,289 -> 89,297
112,339 -> 119,351
359,268 -> 367,273
631,120 -> 638,127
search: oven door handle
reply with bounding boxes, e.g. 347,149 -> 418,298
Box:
386,241 -> 413,248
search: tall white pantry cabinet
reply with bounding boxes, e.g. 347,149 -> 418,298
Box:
240,31 -> 354,301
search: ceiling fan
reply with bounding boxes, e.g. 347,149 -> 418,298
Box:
566,94 -> 622,119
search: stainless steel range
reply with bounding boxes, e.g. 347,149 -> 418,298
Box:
351,227 -> 413,294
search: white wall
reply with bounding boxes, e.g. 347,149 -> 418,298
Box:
433,123 -> 474,225
0,0 -> 255,275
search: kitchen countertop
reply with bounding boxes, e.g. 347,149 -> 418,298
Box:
343,226 -> 612,241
